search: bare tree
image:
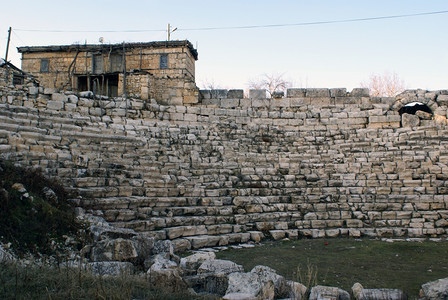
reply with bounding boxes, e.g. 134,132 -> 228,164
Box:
199,78 -> 223,90
248,73 -> 292,98
361,71 -> 406,97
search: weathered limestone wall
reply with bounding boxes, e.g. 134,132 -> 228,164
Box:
0,64 -> 39,104
1,73 -> 448,250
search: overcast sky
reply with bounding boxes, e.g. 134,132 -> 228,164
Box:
2,0 -> 447,91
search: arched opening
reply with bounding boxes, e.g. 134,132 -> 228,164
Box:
398,102 -> 433,116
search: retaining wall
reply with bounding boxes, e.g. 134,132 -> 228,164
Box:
1,68 -> 448,250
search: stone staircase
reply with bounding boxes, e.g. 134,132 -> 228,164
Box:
1,87 -> 448,251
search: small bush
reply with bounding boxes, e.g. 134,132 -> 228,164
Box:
0,160 -> 82,256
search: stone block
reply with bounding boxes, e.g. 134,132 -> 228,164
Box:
184,113 -> 197,122
271,91 -> 284,98
436,94 -> 448,106
421,277 -> 448,300
352,282 -> 406,300
249,231 -> 265,243
199,90 -> 211,99
52,93 -> 67,102
201,98 -> 220,106
286,88 -> 306,98
345,220 -> 363,228
227,89 -> 244,98
350,88 -> 370,97
221,98 -> 240,108
28,86 -> 39,96
306,88 -> 330,98
197,259 -> 244,275
47,100 -> 64,110
408,228 -> 424,237
183,95 -> 198,104
326,229 -> 340,238
330,88 -> 347,97
187,235 -> 221,249
225,272 -> 275,300
271,98 -> 290,107
44,87 -> 57,94
185,273 -> 229,296
249,89 -> 267,99
90,238 -> 138,262
65,103 -> 77,112
311,220 -> 326,228
310,285 -> 350,300
267,229 -> 285,241
402,113 -> 420,127
285,230 -> 299,240
311,229 -> 326,238
171,238 -> 191,252
210,89 -> 228,99
348,229 -> 361,237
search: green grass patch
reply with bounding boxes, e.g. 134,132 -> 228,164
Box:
216,238 -> 448,297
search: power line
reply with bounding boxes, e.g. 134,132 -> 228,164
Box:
14,28 -> 165,33
13,9 -> 448,33
179,9 -> 448,31
12,30 -> 26,45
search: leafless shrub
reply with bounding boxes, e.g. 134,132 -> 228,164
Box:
248,73 -> 293,98
361,71 -> 406,97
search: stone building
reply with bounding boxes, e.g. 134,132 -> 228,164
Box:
0,59 -> 36,87
17,40 -> 199,104
0,59 -> 40,106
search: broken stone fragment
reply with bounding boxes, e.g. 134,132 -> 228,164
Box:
88,224 -> 136,242
11,183 -> 26,193
250,265 -> 289,298
352,282 -> 407,300
147,255 -> 187,293
309,285 -> 350,300
286,280 -> 308,300
197,259 -> 243,275
180,251 -> 216,273
184,272 -> 229,296
416,110 -> 432,120
90,238 -> 138,262
153,239 -> 174,256
42,186 -> 58,204
401,113 -> 420,127
420,277 -> 448,300
224,272 -> 275,300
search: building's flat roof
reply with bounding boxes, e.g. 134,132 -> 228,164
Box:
17,40 -> 198,60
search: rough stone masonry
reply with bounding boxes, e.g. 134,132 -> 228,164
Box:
1,62 -> 448,251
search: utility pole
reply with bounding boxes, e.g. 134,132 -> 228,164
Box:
5,27 -> 11,61
167,23 -> 177,41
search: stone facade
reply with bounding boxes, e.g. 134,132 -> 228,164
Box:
17,40 -> 198,104
0,60 -> 39,105
1,62 -> 448,249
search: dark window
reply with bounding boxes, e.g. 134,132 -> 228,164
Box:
398,102 -> 433,115
12,74 -> 24,85
40,59 -> 49,73
93,54 -> 104,74
160,54 -> 168,69
77,74 -> 119,97
110,54 -> 123,72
